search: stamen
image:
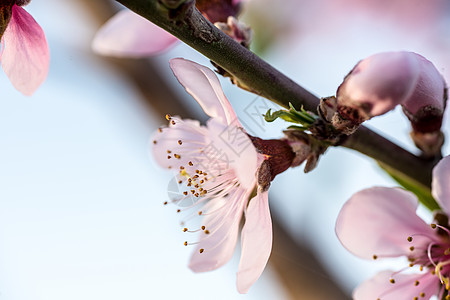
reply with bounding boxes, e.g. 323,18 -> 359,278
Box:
166,114 -> 172,121
178,140 -> 183,145
433,224 -> 450,237
199,248 -> 204,253
427,242 -> 438,267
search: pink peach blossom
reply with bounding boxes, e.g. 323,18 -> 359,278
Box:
0,1 -> 49,95
92,10 -> 178,58
151,58 -> 272,293
93,1 -> 244,58
336,156 -> 450,300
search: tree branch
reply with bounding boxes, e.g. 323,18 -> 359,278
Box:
115,0 -> 437,188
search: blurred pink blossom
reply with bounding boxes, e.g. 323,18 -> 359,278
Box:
151,58 -> 273,293
336,156 -> 450,300
93,0 -> 243,58
0,1 -> 49,95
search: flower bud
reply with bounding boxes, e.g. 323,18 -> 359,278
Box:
215,16 -> 252,48
336,52 -> 421,127
400,54 -> 447,157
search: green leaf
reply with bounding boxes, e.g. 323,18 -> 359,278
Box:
264,103 -> 317,127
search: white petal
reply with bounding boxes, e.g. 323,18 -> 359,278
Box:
151,118 -> 207,169
169,58 -> 239,126
236,191 -> 272,293
189,189 -> 247,272
206,118 -> 258,189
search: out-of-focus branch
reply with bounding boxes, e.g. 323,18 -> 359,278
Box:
271,216 -> 350,300
115,0 -> 436,189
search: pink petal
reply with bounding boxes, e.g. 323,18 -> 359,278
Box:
354,270 -> 439,300
92,10 -> 178,57
236,191 -> 272,294
432,156 -> 450,215
189,190 -> 248,272
169,58 -> 240,126
1,5 -> 49,96
206,118 -> 258,189
336,187 -> 435,260
401,53 -> 445,115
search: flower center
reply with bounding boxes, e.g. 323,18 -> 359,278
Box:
155,115 -> 247,254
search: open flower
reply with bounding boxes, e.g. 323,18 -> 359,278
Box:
336,156 -> 450,300
92,0 -> 243,58
0,0 -> 49,95
151,58 -> 304,293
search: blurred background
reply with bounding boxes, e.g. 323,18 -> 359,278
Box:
1,0 -> 450,299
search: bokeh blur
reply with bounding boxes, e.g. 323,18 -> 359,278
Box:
1,1 -> 450,299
